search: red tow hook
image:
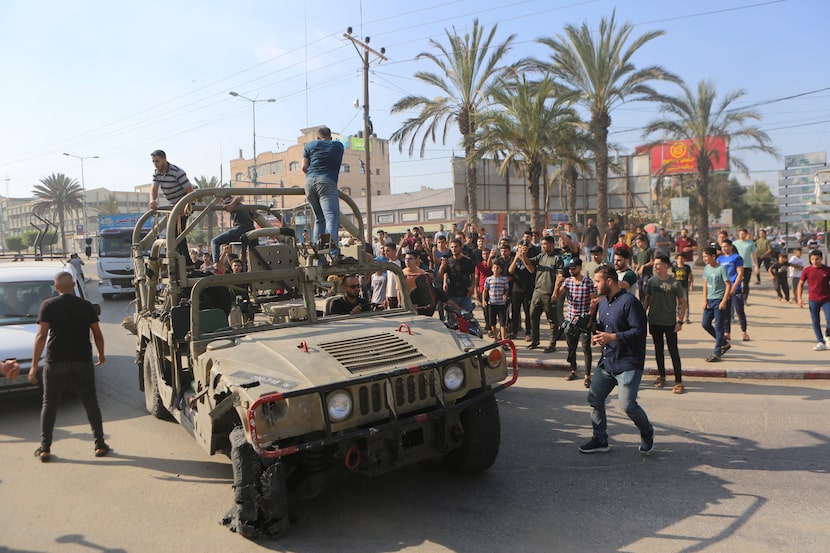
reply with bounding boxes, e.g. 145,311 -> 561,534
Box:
297,340 -> 310,353
345,445 -> 362,470
397,323 -> 412,334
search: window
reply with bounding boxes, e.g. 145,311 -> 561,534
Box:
235,172 -> 244,182
341,164 -> 350,173
289,161 -> 299,172
341,187 -> 351,196
375,168 -> 380,176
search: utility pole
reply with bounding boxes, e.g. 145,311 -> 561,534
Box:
344,27 -> 386,242
0,176 -> 9,253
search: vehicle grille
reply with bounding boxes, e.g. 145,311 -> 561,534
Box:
355,371 -> 438,416
108,269 -> 134,276
318,332 -> 426,374
112,278 -> 134,287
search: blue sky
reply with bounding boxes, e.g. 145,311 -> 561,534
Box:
0,0 -> 827,200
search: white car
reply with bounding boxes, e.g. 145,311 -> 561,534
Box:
0,259 -> 91,394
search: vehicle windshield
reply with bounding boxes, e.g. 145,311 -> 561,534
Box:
100,230 -> 150,258
0,281 -> 57,324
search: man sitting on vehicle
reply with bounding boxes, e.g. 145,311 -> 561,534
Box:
328,275 -> 370,315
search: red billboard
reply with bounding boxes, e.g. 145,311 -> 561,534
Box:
640,137 -> 728,176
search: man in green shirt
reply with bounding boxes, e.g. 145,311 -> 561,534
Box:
701,246 -> 732,362
643,254 -> 687,393
733,228 -> 757,302
755,229 -> 772,285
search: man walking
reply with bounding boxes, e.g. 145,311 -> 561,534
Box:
524,234 -> 569,352
29,271 -> 109,462
302,126 -> 345,255
553,258 -> 596,387
579,265 -> 654,455
796,250 -> 830,350
701,246 -> 732,362
150,149 -> 195,262
643,255 -> 687,393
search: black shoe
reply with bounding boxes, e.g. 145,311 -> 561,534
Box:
579,438 -> 610,454
720,343 -> 731,355
526,342 -> 539,350
639,429 -> 654,455
543,346 -> 557,353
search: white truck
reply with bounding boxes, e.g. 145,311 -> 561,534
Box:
98,213 -> 150,299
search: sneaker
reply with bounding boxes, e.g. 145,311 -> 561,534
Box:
639,429 -> 654,455
825,336 -> 830,348
578,438 -> 610,454
813,342 -> 827,351
705,354 -> 721,362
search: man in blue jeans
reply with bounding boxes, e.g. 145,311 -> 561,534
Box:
701,246 -> 732,362
302,126 -> 344,256
579,264 -> 654,455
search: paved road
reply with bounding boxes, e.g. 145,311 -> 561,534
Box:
2,288 -> 830,552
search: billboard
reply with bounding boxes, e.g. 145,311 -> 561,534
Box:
640,137 -> 728,176
98,213 -> 153,231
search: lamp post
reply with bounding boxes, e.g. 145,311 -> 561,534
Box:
229,92 -> 276,186
62,152 -> 98,237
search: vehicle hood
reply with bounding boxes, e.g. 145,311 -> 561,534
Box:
0,323 -> 39,361
205,314 -> 484,395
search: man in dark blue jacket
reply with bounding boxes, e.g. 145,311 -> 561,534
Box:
579,264 -> 654,455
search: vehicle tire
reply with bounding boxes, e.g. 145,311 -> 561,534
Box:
443,394 -> 501,474
225,427 -> 290,539
102,293 -> 115,300
142,344 -> 171,420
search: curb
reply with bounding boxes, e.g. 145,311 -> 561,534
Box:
515,357 -> 830,380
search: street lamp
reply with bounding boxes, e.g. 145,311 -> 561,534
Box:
229,91 -> 276,186
63,152 -> 99,238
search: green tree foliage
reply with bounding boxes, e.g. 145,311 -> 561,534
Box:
32,172 -> 84,253
539,9 -> 677,227
5,236 -> 25,253
470,75 -> 582,231
96,194 -> 120,215
390,18 -> 519,226
644,80 -> 776,253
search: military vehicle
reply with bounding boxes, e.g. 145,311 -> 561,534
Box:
129,187 -> 517,538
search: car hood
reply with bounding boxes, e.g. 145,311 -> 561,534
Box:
0,323 -> 39,361
205,314 -> 483,395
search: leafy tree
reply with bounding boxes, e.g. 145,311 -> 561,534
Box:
549,126 -> 594,226
643,80 -> 777,254
193,175 -> 220,244
538,9 -> 677,227
744,180 -> 777,229
96,194 -> 120,215
470,75 -> 582,231
32,172 -> 84,253
5,236 -> 25,254
390,18 -> 519,226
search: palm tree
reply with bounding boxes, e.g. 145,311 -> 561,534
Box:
193,175 -> 220,244
470,75 -> 582,231
32,173 -> 84,253
643,80 -> 777,257
96,194 -> 120,215
549,126 -> 594,226
390,18 -> 519,226
538,10 -> 677,226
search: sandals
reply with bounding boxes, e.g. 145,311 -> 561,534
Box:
564,371 -> 577,381
705,354 -> 721,362
583,376 -> 591,388
34,447 -> 50,462
95,444 -> 111,458
742,333 -> 751,341
672,383 -> 685,394
653,376 -> 665,388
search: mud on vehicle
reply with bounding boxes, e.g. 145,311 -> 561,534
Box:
128,187 -> 517,539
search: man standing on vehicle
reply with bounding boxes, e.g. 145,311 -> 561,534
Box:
149,150 -> 195,263
579,264 -> 654,455
302,126 -> 344,257
29,271 -> 109,462
211,196 -> 256,265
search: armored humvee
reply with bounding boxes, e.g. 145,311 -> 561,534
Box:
129,187 -> 517,538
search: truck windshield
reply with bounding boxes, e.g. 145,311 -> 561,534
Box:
99,232 -> 132,258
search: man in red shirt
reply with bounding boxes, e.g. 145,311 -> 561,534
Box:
796,250 -> 830,350
675,228 -> 698,260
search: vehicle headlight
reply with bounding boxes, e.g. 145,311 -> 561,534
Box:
326,390 -> 353,422
443,365 -> 465,391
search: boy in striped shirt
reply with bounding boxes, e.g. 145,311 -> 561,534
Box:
483,262 -> 510,345
554,258 -> 597,386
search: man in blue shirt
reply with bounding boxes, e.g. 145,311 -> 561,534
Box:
579,264 -> 654,455
302,126 -> 345,256
717,239 -> 749,344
